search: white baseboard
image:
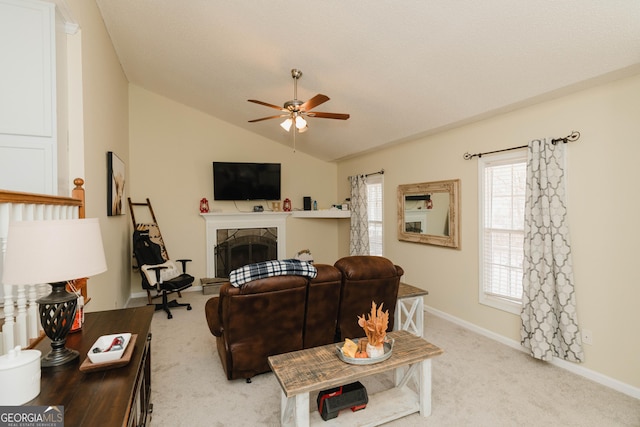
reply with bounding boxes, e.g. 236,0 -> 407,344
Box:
424,305 -> 640,400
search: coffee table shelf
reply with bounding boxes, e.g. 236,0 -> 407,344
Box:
309,386 -> 419,426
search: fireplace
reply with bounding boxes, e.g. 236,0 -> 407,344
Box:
215,227 -> 277,277
201,212 -> 289,278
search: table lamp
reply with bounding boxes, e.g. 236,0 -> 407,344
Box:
2,219 -> 107,367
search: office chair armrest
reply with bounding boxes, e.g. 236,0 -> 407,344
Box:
176,259 -> 192,272
148,265 -> 169,282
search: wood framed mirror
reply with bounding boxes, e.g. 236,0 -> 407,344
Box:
397,179 -> 460,248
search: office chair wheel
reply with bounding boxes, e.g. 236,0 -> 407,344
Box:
167,313 -> 173,319
187,305 -> 192,310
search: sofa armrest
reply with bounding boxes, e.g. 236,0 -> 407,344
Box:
205,296 -> 223,337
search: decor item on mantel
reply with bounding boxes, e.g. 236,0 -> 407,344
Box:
2,219 -> 107,367
357,301 -> 389,358
200,198 -> 209,213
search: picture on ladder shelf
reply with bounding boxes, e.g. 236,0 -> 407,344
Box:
107,151 -> 126,216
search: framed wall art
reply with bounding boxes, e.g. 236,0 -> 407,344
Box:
107,151 -> 126,216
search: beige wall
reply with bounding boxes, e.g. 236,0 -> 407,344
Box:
337,73 -> 640,389
67,0 -> 130,311
127,86 -> 341,293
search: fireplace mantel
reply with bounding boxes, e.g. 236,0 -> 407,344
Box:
201,211 -> 291,221
201,212 -> 290,277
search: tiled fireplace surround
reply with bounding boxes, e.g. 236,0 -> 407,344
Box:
201,212 -> 289,278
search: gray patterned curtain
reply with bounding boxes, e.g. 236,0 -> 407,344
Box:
349,174 -> 369,255
520,139 -> 583,362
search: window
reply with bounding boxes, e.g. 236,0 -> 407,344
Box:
479,151 -> 526,314
366,175 -> 383,256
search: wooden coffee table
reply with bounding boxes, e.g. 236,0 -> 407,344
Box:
268,330 -> 443,426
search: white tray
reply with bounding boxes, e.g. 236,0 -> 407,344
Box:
336,338 -> 394,365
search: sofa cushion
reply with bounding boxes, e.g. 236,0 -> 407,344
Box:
229,259 -> 317,287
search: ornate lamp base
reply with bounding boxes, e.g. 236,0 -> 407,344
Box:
37,281 -> 79,367
41,346 -> 79,367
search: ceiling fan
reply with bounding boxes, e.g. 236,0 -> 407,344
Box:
248,69 -> 350,133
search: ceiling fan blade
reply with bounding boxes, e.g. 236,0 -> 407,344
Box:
306,112 -> 350,120
248,114 -> 288,123
247,99 -> 286,111
300,94 -> 330,112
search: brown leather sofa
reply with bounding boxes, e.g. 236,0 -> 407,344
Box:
205,256 -> 403,381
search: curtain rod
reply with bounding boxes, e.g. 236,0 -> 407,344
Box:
463,131 -> 580,160
365,169 -> 385,177
349,169 -> 385,180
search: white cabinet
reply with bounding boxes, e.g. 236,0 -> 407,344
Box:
0,0 -> 65,194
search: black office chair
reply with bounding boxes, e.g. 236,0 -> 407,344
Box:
133,229 -> 193,319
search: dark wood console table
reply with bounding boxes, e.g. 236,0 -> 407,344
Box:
27,306 -> 154,427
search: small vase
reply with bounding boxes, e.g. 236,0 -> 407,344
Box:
366,342 -> 385,358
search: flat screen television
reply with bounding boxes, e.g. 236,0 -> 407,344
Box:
213,162 -> 281,201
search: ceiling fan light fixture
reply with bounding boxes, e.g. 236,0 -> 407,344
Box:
295,115 -> 307,129
280,118 -> 293,131
298,124 -> 308,133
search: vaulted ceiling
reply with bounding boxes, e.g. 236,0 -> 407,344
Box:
95,1 -> 640,161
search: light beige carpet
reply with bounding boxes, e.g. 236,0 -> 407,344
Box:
131,291 -> 639,426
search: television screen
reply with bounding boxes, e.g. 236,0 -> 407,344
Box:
213,162 -> 281,201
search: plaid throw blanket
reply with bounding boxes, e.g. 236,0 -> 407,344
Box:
229,259 -> 317,287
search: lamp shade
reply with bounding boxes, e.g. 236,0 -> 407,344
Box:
2,218 -> 107,285
280,118 -> 293,131
295,115 -> 307,129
